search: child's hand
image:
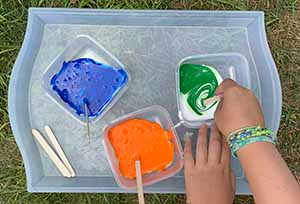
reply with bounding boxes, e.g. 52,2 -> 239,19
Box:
184,124 -> 235,204
214,79 -> 265,137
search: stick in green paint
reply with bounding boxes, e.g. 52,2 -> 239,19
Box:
179,64 -> 222,116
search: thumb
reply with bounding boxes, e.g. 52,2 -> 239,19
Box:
215,79 -> 237,95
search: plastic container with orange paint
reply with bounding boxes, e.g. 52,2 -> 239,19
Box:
103,106 -> 184,189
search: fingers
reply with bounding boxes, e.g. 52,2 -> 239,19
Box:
221,137 -> 231,169
196,125 -> 208,166
215,79 -> 237,95
184,136 -> 195,169
208,124 -> 222,164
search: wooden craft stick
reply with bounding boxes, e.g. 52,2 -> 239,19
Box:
84,103 -> 90,140
135,160 -> 145,204
203,93 -> 224,107
203,95 -> 220,107
32,129 -> 72,178
45,126 -> 75,177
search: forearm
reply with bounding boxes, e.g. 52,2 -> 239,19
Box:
238,142 -> 300,204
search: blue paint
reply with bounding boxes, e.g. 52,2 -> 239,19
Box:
50,58 -> 128,117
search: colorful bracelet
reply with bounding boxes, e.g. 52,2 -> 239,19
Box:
229,127 -> 274,148
227,126 -> 258,142
231,136 -> 275,157
227,126 -> 275,157
227,126 -> 274,142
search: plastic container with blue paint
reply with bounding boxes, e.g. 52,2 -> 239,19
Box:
43,35 -> 130,124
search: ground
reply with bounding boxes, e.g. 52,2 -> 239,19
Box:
0,0 -> 299,203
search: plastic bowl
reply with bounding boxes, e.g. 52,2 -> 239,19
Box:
176,53 -> 251,128
42,35 -> 130,124
103,105 -> 184,189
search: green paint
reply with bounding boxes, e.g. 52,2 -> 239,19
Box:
179,64 -> 220,115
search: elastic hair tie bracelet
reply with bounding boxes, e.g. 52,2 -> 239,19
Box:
227,126 -> 276,157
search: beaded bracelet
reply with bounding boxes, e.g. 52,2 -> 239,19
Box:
231,136 -> 275,157
227,126 -> 258,142
229,127 -> 274,148
227,126 -> 274,142
227,126 -> 275,157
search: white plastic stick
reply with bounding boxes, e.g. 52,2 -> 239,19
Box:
32,129 -> 71,178
135,160 -> 145,204
45,126 -> 75,177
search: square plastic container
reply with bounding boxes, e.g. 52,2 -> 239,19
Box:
103,106 -> 184,189
176,53 -> 251,128
43,35 -> 130,124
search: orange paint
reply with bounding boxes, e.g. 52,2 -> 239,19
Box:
108,119 -> 174,179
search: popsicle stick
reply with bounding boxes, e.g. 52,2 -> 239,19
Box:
84,103 -> 90,140
203,93 -> 224,107
45,126 -> 75,177
32,129 -> 72,178
135,160 -> 145,204
203,95 -> 220,106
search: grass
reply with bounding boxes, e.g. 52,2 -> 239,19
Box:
0,0 -> 299,203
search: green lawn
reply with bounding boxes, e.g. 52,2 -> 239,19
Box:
0,0 -> 299,203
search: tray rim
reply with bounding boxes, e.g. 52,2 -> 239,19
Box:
8,8 -> 282,194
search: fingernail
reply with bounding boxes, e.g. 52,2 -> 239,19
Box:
215,92 -> 224,99
211,123 -> 217,129
184,131 -> 193,141
200,124 -> 208,129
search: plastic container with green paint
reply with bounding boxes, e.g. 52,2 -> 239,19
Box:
176,53 -> 251,128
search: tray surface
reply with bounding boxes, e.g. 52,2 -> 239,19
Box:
8,8 -> 281,194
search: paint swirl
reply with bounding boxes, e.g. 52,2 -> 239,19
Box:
179,64 -> 221,115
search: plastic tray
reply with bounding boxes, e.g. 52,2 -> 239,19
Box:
176,53 -> 251,128
103,106 -> 183,189
43,35 -> 130,124
8,8 -> 282,194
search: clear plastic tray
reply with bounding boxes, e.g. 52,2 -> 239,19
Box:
103,106 -> 184,189
176,53 -> 251,128
8,8 -> 282,194
42,35 -> 130,124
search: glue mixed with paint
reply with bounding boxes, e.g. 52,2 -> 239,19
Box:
108,119 -> 174,179
50,58 -> 128,117
179,64 -> 223,121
